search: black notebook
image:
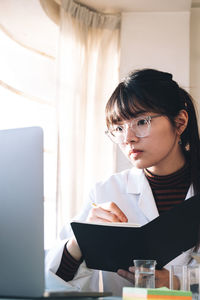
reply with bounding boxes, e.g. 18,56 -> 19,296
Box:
71,195 -> 200,272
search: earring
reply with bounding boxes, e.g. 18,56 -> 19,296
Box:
178,139 -> 182,145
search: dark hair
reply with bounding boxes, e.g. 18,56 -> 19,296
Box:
106,68 -> 200,250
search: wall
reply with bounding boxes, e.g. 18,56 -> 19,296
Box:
117,8 -> 194,171
190,7 -> 200,119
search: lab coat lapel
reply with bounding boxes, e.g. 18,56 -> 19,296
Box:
139,178 -> 159,221
127,168 -> 159,221
127,168 -> 194,221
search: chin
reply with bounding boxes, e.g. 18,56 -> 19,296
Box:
129,159 -> 147,169
130,157 -> 156,169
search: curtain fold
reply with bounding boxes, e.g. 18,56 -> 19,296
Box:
56,0 -> 120,233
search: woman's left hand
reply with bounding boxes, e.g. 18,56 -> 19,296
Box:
117,267 -> 170,288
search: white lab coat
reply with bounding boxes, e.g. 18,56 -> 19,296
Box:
45,167 -> 198,296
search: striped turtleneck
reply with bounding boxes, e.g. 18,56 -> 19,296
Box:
144,163 -> 191,214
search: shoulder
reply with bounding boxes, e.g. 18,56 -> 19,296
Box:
87,168 -> 147,206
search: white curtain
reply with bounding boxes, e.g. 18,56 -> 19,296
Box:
0,1 -> 59,249
56,0 -> 120,233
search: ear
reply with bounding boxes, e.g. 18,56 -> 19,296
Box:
174,109 -> 188,135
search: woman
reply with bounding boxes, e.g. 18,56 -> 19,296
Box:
46,69 -> 200,296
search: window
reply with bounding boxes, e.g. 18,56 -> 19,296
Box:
0,26 -> 58,249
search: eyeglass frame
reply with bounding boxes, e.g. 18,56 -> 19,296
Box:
105,114 -> 163,144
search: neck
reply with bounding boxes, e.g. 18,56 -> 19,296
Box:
147,151 -> 186,176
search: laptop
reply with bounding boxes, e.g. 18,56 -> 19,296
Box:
0,127 -> 111,298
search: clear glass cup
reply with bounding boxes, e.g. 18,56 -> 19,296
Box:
187,265 -> 200,300
134,259 -> 156,288
170,265 -> 200,299
170,265 -> 188,291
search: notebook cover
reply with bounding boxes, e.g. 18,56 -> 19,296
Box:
71,194 -> 200,272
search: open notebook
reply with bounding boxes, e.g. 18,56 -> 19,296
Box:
0,127 -> 111,298
71,195 -> 200,272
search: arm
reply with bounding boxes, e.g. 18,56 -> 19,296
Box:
56,201 -> 128,282
56,241 -> 83,281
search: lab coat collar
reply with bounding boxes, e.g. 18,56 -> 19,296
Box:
126,167 -> 194,222
127,167 -> 144,194
127,168 -> 159,221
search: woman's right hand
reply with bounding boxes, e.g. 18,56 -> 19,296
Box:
86,201 -> 128,223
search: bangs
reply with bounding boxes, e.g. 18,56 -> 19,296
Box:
106,96 -> 144,125
105,83 -> 163,128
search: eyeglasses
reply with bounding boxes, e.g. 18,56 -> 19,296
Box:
105,114 -> 163,144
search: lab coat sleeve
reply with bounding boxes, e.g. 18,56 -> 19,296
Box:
45,188 -> 99,292
45,241 -> 97,292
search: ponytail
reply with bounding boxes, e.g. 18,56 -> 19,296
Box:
179,88 -> 200,251
179,88 -> 200,194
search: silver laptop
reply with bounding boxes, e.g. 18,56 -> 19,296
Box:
0,127 -> 44,298
0,127 -> 111,298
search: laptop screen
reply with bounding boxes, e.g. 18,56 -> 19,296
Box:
0,127 -> 44,297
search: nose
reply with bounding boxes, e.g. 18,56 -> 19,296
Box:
123,126 -> 139,143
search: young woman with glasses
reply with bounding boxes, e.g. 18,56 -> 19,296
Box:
46,69 -> 200,296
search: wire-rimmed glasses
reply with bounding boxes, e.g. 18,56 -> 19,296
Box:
105,114 -> 163,144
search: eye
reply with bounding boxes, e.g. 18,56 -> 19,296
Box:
137,118 -> 148,126
112,125 -> 124,135
115,125 -> 123,132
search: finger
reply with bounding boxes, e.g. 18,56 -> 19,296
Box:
155,268 -> 170,288
100,202 -> 128,222
96,206 -> 124,222
87,206 -> 123,223
87,202 -> 128,223
117,269 -> 135,283
91,207 -> 121,222
86,208 -> 114,223
128,266 -> 135,273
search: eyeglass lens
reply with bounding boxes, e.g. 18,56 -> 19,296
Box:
106,114 -> 163,144
111,117 -> 151,142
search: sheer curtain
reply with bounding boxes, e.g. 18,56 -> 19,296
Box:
0,1 -> 59,249
56,0 -> 120,233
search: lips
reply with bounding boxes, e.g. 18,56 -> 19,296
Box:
129,149 -> 143,159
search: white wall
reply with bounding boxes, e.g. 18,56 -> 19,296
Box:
190,7 -> 200,119
117,9 -> 191,171
120,12 -> 190,85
